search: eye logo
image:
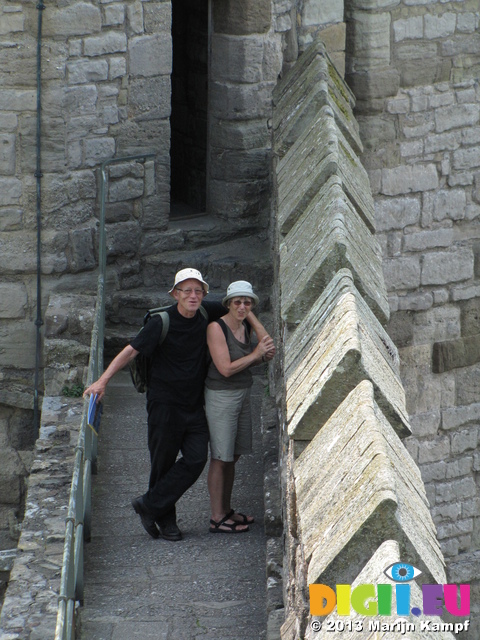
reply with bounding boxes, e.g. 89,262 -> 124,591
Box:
384,562 -> 422,583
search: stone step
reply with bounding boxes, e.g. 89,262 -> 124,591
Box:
104,233 -> 275,355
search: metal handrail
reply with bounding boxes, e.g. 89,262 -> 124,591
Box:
54,153 -> 155,639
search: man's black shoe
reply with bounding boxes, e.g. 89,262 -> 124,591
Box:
131,496 -> 159,539
158,520 -> 183,541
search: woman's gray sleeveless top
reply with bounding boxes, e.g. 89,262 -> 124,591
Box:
205,319 -> 253,390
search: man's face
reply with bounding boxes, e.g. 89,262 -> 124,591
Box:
172,278 -> 206,317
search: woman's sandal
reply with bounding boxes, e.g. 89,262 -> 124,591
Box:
210,514 -> 250,534
227,508 -> 255,525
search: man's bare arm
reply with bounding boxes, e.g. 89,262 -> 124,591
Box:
83,344 -> 138,401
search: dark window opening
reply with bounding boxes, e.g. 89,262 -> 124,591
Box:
170,0 -> 209,217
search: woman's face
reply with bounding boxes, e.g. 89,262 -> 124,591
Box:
228,296 -> 254,320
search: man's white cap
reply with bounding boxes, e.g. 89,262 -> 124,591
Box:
168,268 -> 209,296
222,281 -> 259,307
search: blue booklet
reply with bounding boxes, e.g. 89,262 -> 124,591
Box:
87,394 -> 103,435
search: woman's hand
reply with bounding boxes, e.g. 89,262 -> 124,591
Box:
254,335 -> 275,362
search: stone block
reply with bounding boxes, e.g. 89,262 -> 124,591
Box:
43,3 -> 101,37
209,80 -> 274,121
424,12 -> 456,40
84,137 -> 116,167
383,256 -> 421,291
280,176 -> 389,326
128,76 -> 172,120
63,85 -> 98,117
109,56 -> 127,80
213,0 -> 271,35
106,221 -> 141,257
313,541 -> 455,639
129,34 -> 172,78
277,106 -> 374,234
67,59 -> 108,85
453,146 -> 480,172
0,320 -> 36,367
381,163 -> 438,196
0,89 -> 36,112
294,381 -> 444,587
84,31 -> 127,57
433,336 -> 480,374
393,15 -> 423,42
211,35 -> 264,84
108,177 -> 144,202
403,228 -> 454,252
144,3 -> 171,34
302,0 -> 343,27
374,196 -> 420,231
273,38 -> 362,158
0,208 -> 22,231
210,148 -> 270,181
104,3 -> 125,26
0,283 -> 27,319
66,228 -> 96,273
435,103 -> 479,133
285,269 -> 409,440
0,233 -> 37,275
318,22 -> 346,53
0,134 -> 15,175
209,119 -> 269,150
421,248 -> 473,286
0,177 -> 22,205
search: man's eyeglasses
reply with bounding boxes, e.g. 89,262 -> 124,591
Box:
175,287 -> 205,296
232,299 -> 252,307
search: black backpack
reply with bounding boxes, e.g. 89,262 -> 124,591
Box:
129,305 -> 208,393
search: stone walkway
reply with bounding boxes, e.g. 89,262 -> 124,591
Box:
78,371 -> 267,639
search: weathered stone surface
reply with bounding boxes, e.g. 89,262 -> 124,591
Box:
285,269 -> 409,440
312,540 -> 454,640
43,3 -> 101,37
433,335 -> 480,373
280,176 -> 389,326
213,0 -> 271,35
381,164 -> 438,195
0,396 -> 83,638
294,381 -> 444,587
421,248 -> 473,285
273,38 -> 362,158
0,284 -> 27,319
211,35 -> 265,84
277,106 -> 375,234
129,34 -> 172,77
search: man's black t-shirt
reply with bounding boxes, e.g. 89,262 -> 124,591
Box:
130,301 -> 225,407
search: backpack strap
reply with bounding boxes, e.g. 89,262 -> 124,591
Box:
147,304 -> 208,348
215,318 -> 229,342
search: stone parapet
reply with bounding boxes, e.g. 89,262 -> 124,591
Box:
272,38 -> 452,639
294,381 -> 444,587
279,175 -> 389,326
284,269 -> 408,442
0,396 -> 83,640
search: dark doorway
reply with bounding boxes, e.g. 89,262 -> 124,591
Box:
170,0 -> 209,216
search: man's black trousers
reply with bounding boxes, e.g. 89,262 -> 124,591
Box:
143,400 -> 209,523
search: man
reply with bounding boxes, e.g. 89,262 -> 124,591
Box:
84,268 -> 272,541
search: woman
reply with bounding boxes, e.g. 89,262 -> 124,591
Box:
205,281 -> 275,533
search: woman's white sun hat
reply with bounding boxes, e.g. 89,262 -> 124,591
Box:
222,281 -> 259,307
168,268 -> 209,296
